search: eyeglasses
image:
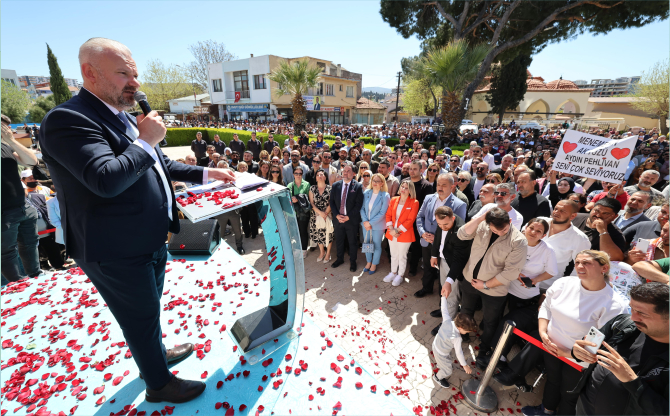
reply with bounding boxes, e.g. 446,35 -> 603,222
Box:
271,171 -> 280,174
458,178 -> 468,182
428,169 -> 438,173
494,191 -> 508,196
294,172 -> 303,175
313,160 -> 321,163
362,174 -> 371,178
485,179 -> 497,183
450,159 -> 459,163
476,167 -> 486,171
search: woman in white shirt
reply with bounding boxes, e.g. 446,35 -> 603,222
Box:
508,218 -> 558,306
518,250 -> 629,416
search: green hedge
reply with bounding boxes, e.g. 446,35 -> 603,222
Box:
165,128 -> 471,152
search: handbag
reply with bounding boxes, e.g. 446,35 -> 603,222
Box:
289,183 -> 311,220
362,229 -> 375,254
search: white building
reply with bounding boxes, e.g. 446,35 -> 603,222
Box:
1,69 -> 20,87
167,94 -> 211,116
208,55 -> 274,121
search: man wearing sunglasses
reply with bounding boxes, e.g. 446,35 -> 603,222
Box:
472,183 -> 523,230
448,156 -> 461,174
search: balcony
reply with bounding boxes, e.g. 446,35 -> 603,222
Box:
225,90 -> 250,100
307,88 -> 323,97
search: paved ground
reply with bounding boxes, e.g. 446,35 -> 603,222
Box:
163,145 -> 546,414
220,226 -> 546,415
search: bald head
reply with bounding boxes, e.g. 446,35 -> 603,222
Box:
79,38 -> 139,111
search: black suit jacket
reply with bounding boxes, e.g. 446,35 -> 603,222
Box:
329,180 -> 364,224
39,88 -> 204,262
430,216 -> 472,282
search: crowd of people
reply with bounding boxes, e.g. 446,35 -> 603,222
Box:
176,122 -> 668,415
3,107 -> 669,415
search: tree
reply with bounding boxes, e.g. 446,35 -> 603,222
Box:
381,0 -> 668,127
46,43 -> 71,105
628,59 -> 669,135
1,80 -> 31,123
140,59 -> 203,112
485,54 -> 533,125
187,40 -> 237,91
28,95 -> 56,123
421,39 -> 490,137
402,78 -> 441,116
267,59 -> 322,133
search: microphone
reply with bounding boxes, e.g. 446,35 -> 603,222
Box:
134,91 -> 167,146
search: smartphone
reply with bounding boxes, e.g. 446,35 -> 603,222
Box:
520,276 -> 535,288
584,326 -> 605,354
636,238 -> 650,253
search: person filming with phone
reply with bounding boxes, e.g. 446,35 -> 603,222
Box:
570,282 -> 668,416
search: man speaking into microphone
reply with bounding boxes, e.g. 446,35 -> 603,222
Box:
39,38 -> 235,403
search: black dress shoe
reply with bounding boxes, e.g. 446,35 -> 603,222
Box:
408,270 -> 417,277
237,246 -> 245,255
429,309 -> 442,318
350,264 -> 357,272
414,288 -> 433,298
244,233 -> 250,239
431,323 -> 441,337
493,367 -> 523,387
166,343 -> 194,364
145,376 -> 206,403
331,260 -> 343,268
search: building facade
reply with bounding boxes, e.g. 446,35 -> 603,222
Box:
573,77 -> 640,97
166,93 -> 211,118
208,55 -> 362,124
1,69 -> 20,87
470,74 -> 592,126
19,75 -> 81,88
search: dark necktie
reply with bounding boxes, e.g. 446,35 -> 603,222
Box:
117,112 -> 137,140
340,183 -> 348,215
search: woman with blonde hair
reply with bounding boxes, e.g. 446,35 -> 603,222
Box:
271,146 -> 282,160
383,180 -> 420,287
357,166 -> 371,188
360,173 -> 390,275
499,249 -> 629,416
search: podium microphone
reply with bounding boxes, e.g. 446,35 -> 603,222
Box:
134,91 -> 167,147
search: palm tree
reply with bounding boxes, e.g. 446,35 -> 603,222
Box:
422,39 -> 490,139
268,59 -> 322,133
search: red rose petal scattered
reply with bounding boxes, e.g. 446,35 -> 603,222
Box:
201,371 -> 208,379
217,381 -> 223,389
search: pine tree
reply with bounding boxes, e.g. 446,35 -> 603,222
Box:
485,54 -> 533,125
46,43 -> 71,105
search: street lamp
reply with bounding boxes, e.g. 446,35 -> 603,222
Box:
176,64 -> 198,121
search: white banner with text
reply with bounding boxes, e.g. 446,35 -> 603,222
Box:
552,130 -> 636,182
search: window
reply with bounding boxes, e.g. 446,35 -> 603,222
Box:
339,85 -> 343,92
317,62 -> 326,72
346,86 -> 354,98
325,84 -> 334,96
233,70 -> 249,92
254,75 -> 266,90
212,79 -> 222,92
317,83 -> 324,96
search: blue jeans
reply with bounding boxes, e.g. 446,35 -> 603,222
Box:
362,228 -> 384,265
1,204 -> 40,282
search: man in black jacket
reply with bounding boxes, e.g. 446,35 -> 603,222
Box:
190,131 -> 207,161
568,282 -> 668,416
246,131 -> 262,161
429,206 -> 473,336
229,133 -> 246,156
263,133 -> 279,154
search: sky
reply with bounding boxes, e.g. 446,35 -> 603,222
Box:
2,1 -> 668,90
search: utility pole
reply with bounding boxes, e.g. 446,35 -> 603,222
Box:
394,71 -> 401,125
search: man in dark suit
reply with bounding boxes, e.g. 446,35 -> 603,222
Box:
39,38 -> 236,404
329,165 -> 364,272
428,206 -> 473,336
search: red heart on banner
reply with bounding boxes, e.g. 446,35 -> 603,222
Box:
610,148 -> 630,160
562,142 -> 578,153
